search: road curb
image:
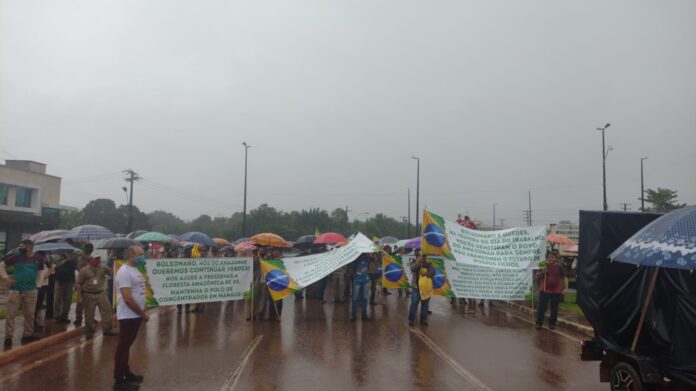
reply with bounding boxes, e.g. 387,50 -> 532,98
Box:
492,301 -> 595,337
0,325 -> 85,366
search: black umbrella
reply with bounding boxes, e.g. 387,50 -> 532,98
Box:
293,235 -> 316,249
99,237 -> 142,250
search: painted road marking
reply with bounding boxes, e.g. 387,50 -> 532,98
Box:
0,307 -> 173,384
219,334 -> 264,391
410,328 -> 494,391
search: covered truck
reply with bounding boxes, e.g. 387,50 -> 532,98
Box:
577,210 -> 696,390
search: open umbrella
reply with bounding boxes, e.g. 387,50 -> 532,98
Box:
293,235 -> 316,249
234,241 -> 257,252
178,232 -> 215,247
135,232 -> 172,243
250,233 -> 290,248
565,244 -> 579,253
126,230 -> 148,239
378,236 -> 399,246
30,229 -> 69,244
546,234 -> 576,246
34,242 -> 77,253
314,232 -> 348,245
404,237 -> 421,250
609,205 -> 696,351
99,237 -> 142,250
232,237 -> 250,245
213,238 -> 232,248
63,225 -> 115,241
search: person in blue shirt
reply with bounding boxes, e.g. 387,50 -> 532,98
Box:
349,254 -> 372,321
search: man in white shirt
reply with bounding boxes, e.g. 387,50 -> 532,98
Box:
113,245 -> 149,390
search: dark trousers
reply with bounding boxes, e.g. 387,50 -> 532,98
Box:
536,291 -> 561,326
317,277 -> 328,300
408,288 -> 430,322
268,297 -> 283,320
369,274 -> 377,303
114,318 -> 143,380
34,286 -> 48,326
45,275 -> 55,318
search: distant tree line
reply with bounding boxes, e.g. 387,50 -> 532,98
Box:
59,198 -> 418,240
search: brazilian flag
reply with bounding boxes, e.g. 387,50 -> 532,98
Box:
260,258 -> 301,301
428,257 -> 455,299
422,211 -> 454,260
382,253 -> 410,289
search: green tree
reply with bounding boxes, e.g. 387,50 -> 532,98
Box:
147,210 -> 188,234
645,187 -> 686,213
58,210 -> 81,229
117,204 -> 150,233
80,198 -> 122,232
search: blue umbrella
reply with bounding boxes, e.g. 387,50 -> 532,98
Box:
178,232 -> 215,247
34,242 -> 77,253
63,225 -> 115,241
610,205 -> 696,270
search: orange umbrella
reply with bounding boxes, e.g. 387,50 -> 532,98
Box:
546,234 -> 576,246
249,233 -> 290,248
213,238 -> 232,247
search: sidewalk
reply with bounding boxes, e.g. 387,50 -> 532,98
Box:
0,282 -> 93,360
493,300 -> 594,337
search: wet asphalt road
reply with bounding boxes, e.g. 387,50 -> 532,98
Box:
0,295 -> 605,391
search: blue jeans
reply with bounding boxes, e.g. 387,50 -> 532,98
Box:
408,288 -> 430,322
369,273 -> 378,303
351,282 -> 368,318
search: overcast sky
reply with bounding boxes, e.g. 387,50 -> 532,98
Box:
1,1 -> 694,227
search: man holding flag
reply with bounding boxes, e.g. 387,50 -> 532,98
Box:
408,254 -> 435,327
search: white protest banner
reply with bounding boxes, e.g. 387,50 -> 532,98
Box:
147,257 -> 253,306
444,260 -> 532,300
282,233 -> 376,287
444,222 -> 547,269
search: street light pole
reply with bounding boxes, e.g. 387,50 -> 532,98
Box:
640,157 -> 649,212
242,142 -> 250,237
407,187 -> 411,238
123,169 -> 141,233
597,123 -> 611,211
411,156 -> 420,234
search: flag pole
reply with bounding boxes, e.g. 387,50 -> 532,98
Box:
272,298 -> 281,322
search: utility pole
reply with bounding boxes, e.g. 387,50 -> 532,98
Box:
621,203 -> 631,212
123,169 -> 142,233
597,123 -> 611,211
498,218 -> 505,228
528,190 -> 532,226
493,203 -> 497,229
640,157 -> 648,212
242,142 -> 250,237
411,157 -> 420,235
407,188 -> 411,238
345,205 -> 351,221
401,216 -> 407,238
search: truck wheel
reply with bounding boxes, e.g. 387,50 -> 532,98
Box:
610,362 -> 644,391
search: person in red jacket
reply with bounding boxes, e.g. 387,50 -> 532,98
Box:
535,254 -> 568,330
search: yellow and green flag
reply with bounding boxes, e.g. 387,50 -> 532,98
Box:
428,257 -> 454,298
314,228 -> 321,237
382,252 -> 410,289
421,211 -> 454,260
260,258 -> 301,301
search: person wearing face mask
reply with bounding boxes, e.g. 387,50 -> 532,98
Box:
53,251 -> 78,324
76,256 -> 117,339
0,240 -> 45,346
113,245 -> 149,390
73,243 -> 94,326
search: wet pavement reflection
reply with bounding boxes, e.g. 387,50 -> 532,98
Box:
0,296 -> 605,390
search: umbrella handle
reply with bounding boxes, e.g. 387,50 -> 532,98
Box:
631,267 -> 660,352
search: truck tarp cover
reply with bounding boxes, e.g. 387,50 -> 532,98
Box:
577,211 -> 696,386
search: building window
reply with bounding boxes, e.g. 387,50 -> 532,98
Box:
15,186 -> 33,208
0,184 -> 7,205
